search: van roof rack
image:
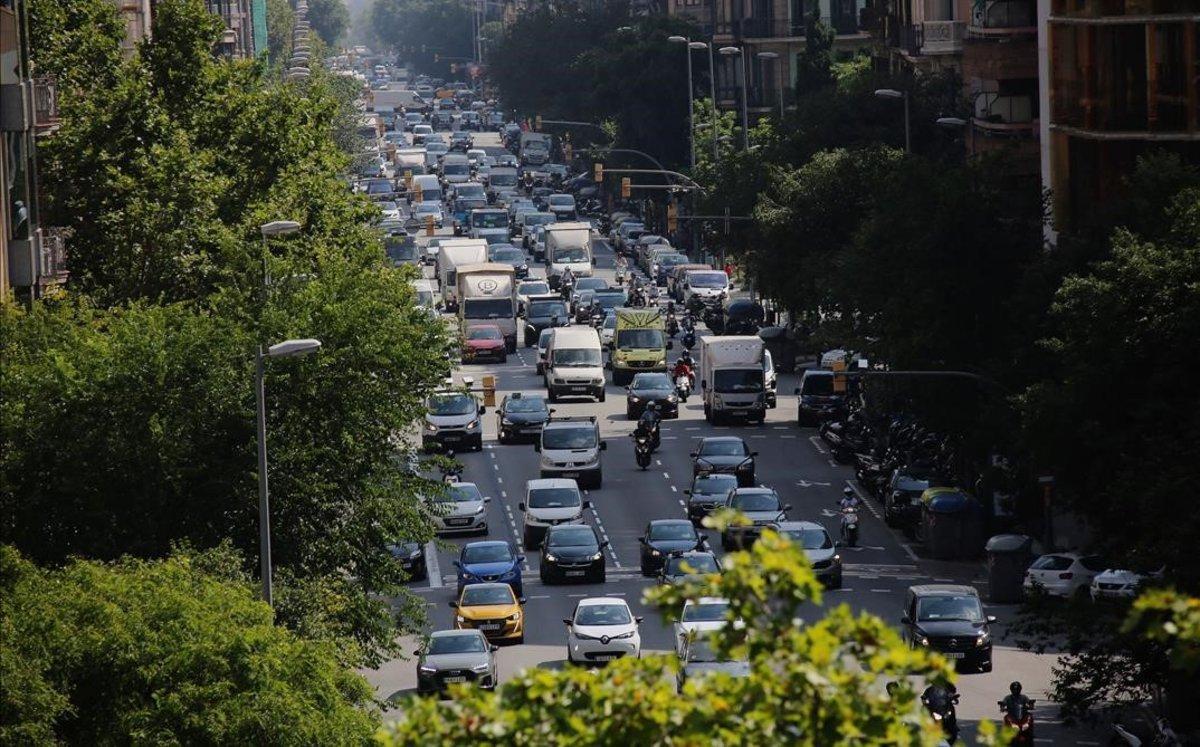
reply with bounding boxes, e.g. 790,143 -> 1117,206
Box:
546,415 -> 597,424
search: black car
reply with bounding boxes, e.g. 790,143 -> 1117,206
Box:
523,296 -> 571,346
690,437 -> 757,486
496,393 -> 551,444
539,524 -> 606,584
388,541 -> 427,581
794,370 -> 847,426
684,473 -> 739,524
720,487 -> 789,550
639,519 -> 705,575
591,290 -> 628,316
573,290 -> 598,323
884,466 -> 947,532
657,550 -> 721,585
901,585 -> 995,672
720,299 -> 764,336
625,372 -> 680,419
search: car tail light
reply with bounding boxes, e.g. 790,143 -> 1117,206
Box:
1059,572 -> 1074,579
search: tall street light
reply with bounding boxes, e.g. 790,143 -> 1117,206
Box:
688,41 -> 718,161
256,337 -> 323,607
667,36 -> 696,170
874,88 -> 911,153
719,46 -> 750,151
260,220 -> 301,289
755,51 -> 783,120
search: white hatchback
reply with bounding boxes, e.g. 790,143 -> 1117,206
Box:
564,597 -> 642,665
1022,552 -> 1107,598
673,597 -> 732,655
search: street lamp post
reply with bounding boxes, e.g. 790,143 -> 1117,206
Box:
756,51 -> 783,119
260,220 -> 301,289
668,36 -> 696,170
719,46 -> 750,151
874,88 -> 911,153
688,41 -> 719,161
255,338 -> 322,607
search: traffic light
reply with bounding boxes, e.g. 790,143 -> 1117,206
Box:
535,114 -> 542,131
481,375 -> 496,407
667,202 -> 678,233
620,177 -> 631,199
593,162 -> 604,183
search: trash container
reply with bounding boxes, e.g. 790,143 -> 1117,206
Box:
920,488 -> 982,560
985,534 -> 1034,603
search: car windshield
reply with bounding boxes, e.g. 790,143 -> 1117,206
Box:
527,487 -> 581,509
456,185 -> 485,198
504,397 -> 546,413
443,484 -> 484,504
529,301 -> 567,319
603,316 -> 617,330
1030,555 -> 1074,571
659,254 -> 687,267
576,278 -> 608,291
524,213 -> 556,226
683,639 -> 729,663
520,282 -> 550,296
576,604 -> 632,626
916,595 -> 984,623
428,393 -> 476,415
666,554 -> 720,575
594,293 -> 625,310
617,329 -> 666,350
384,238 -> 418,263
895,476 -> 932,492
538,330 -> 553,348
801,375 -> 835,395
443,164 -> 470,175
466,327 -> 502,340
367,180 -> 393,194
689,272 -> 728,288
473,212 -> 508,228
692,474 -> 738,496
427,634 -> 486,655
461,544 -> 513,564
463,299 -> 514,319
542,427 -> 597,450
632,374 -> 672,391
553,348 -> 602,367
491,249 -> 523,262
549,195 -> 574,206
461,585 -> 515,606
554,247 -> 589,263
700,440 -> 747,457
682,601 -> 728,622
414,203 -> 440,215
782,528 -> 833,550
713,369 -> 764,393
548,526 -> 597,547
490,173 -> 517,186
731,491 -> 780,511
649,523 -> 697,541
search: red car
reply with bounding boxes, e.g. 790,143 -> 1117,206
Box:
462,325 -> 508,363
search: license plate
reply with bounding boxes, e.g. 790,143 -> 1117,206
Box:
447,519 -> 470,526
565,570 -> 585,577
943,652 -> 965,659
595,654 -> 616,661
480,623 -> 501,631
561,472 -> 579,478
443,435 -> 461,442
443,676 -> 466,683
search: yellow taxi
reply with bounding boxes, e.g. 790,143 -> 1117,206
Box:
451,582 -> 525,644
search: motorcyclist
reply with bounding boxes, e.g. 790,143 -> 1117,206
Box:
999,682 -> 1034,722
636,401 -> 662,449
560,267 -> 575,295
672,357 -> 695,385
838,487 -> 861,511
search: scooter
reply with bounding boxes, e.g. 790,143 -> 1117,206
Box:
999,699 -> 1035,745
1112,715 -> 1179,746
675,373 -> 692,402
666,314 -> 679,338
840,506 -> 860,547
634,433 -> 653,470
441,451 -> 463,483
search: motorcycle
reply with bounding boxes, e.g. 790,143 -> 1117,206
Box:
666,314 -> 679,338
840,506 -> 860,547
681,330 -> 696,351
675,373 -> 692,402
999,699 -> 1035,745
923,686 -> 960,743
1112,715 -> 1179,747
634,433 -> 653,470
441,452 -> 463,483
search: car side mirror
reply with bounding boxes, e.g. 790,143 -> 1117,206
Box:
517,502 -> 526,511
517,555 -> 526,563
562,618 -> 572,626
600,540 -> 609,548
750,452 -> 759,458
452,560 -> 462,568
484,496 -> 492,502
490,644 -> 500,652
635,616 -> 644,624
781,504 -> 792,512
600,441 -> 607,451
793,387 -> 801,395
548,408 -> 557,414
834,540 -> 843,548
413,649 -> 423,656
900,615 -> 911,625
986,615 -> 997,624
479,405 -> 486,415
638,537 -> 647,545
518,596 -> 527,605
449,601 -> 459,608
683,489 -> 692,495
689,452 -> 698,458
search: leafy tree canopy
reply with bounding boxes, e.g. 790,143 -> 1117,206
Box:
309,0 -> 350,45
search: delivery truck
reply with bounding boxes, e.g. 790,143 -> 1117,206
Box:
611,308 -> 669,385
699,336 -> 768,424
436,239 -> 489,310
519,132 -> 552,166
457,262 -> 518,352
543,222 -> 594,289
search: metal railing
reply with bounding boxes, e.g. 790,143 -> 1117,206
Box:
899,23 -> 923,55
970,0 -> 1035,30
32,77 -> 59,130
921,19 -> 965,53
40,228 -> 70,281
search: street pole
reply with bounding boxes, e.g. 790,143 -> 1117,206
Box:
255,347 -> 273,607
685,44 -> 695,170
738,49 -> 750,150
704,45 -> 718,160
776,59 -> 784,119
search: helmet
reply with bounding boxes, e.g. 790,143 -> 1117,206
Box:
843,487 -> 855,498
1009,681 -> 1022,696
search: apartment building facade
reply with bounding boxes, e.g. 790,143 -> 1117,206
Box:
961,0 -> 1039,169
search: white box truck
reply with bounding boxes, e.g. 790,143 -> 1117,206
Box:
456,262 -> 518,352
436,240 -> 488,310
699,335 -> 768,424
543,222 -> 594,289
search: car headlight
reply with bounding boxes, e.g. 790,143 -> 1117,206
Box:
666,394 -> 677,403
508,613 -> 521,621
467,419 -> 479,429
418,665 -> 437,674
976,631 -> 990,646
650,549 -> 661,556
592,378 -> 604,385
553,378 -> 565,385
426,422 -> 438,432
917,636 -> 930,646
612,630 -> 636,640
630,396 -> 642,403
501,417 -> 514,426
471,662 -> 491,673
474,504 -> 485,514
713,395 -> 722,406
590,551 -> 603,561
545,553 -> 558,562
456,615 -> 466,624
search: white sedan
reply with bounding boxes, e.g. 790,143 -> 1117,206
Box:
1091,566 -> 1161,601
673,597 -> 732,655
564,597 -> 641,665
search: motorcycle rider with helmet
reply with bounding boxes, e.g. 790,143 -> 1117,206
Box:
671,356 -> 695,386
999,682 -> 1035,743
838,486 -> 860,511
635,401 -> 662,451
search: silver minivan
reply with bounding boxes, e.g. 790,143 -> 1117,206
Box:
535,416 -> 606,489
519,478 -> 592,549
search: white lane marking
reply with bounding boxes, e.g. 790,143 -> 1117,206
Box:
528,595 -> 551,599
845,481 -> 882,520
933,578 -> 955,583
497,477 -> 503,484
751,435 -> 766,439
425,541 -> 443,588
662,472 -> 670,479
489,452 -> 497,460
678,499 -> 686,507
828,588 -> 853,592
870,589 -> 891,593
781,435 -> 796,439
656,459 -> 662,466
772,426 -> 787,430
670,485 -> 677,492
501,490 -> 508,498
685,427 -> 700,431
493,463 -> 499,470
828,459 -> 839,468
808,435 -> 828,454
901,544 -> 920,562
662,436 -> 678,440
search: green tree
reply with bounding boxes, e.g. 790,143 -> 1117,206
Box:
0,544 -> 378,743
26,0 -> 124,90
379,520 -> 995,745
309,0 -> 350,45
266,0 -> 296,61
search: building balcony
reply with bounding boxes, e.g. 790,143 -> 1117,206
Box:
40,228 -> 70,284
968,0 -> 1035,37
974,92 -> 1037,136
921,19 -> 965,54
32,77 -> 60,134
898,22 -> 923,56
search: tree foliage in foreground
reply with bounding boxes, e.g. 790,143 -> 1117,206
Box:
381,522 -> 998,746
0,545 -> 378,744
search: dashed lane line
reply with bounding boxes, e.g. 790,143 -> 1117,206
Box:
845,480 -> 882,521
808,435 -> 828,454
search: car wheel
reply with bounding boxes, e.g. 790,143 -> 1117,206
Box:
548,389 -> 558,403
595,569 -> 606,584
626,406 -> 635,420
828,574 -> 842,590
536,363 -> 544,376
596,388 -> 606,403
591,473 -> 602,490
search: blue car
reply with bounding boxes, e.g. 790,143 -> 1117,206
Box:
455,540 -> 524,597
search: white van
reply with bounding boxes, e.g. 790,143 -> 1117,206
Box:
518,478 -> 591,548
410,278 -> 438,309
440,153 -> 471,185
410,174 -> 443,205
535,418 -> 606,489
544,327 -> 605,403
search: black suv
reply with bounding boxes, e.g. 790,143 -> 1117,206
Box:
690,437 -> 756,486
900,585 -> 995,672
495,392 -> 551,444
523,296 -> 570,347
